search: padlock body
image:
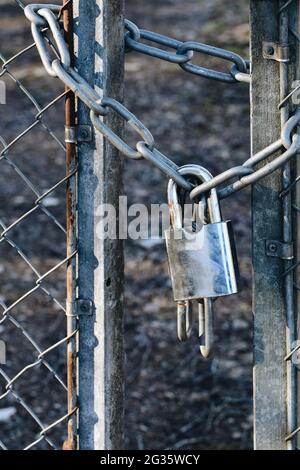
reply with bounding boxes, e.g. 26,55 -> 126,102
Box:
165,221 -> 240,301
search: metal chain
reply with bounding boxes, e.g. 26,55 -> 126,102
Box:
191,111 -> 300,200
24,4 -> 300,203
125,19 -> 251,84
25,5 -> 192,192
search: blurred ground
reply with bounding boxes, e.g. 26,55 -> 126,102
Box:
0,0 -> 252,450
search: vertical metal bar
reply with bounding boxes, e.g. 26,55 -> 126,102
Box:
74,0 -> 125,450
279,0 -> 296,451
63,0 -> 78,451
251,0 -> 288,449
296,2 -> 300,450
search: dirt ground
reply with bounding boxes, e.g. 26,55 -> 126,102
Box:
0,0 -> 252,450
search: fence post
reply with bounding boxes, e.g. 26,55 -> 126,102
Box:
74,0 -> 125,449
63,0 -> 78,451
251,0 -> 297,450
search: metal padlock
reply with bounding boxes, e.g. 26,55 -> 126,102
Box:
165,164 -> 240,302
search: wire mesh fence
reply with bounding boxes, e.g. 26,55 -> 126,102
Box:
0,0 -> 76,450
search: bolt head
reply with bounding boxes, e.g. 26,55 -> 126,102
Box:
80,301 -> 90,312
80,129 -> 88,139
268,243 -> 277,253
266,46 -> 275,56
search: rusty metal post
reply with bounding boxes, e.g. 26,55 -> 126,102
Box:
74,0 -> 125,450
63,0 -> 78,451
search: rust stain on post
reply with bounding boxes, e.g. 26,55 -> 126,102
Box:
63,0 -> 78,451
63,351 -> 77,450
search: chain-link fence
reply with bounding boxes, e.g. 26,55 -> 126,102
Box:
0,0 -> 75,450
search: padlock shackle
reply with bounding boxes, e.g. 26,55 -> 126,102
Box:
199,298 -> 214,359
167,164 -> 221,227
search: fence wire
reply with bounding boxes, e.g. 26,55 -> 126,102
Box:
0,0 -> 76,450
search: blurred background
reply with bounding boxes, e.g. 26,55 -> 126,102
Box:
0,0 -> 252,450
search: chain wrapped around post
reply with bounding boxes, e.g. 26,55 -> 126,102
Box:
24,4 -> 192,192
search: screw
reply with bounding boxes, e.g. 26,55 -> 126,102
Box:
79,127 -> 90,141
268,243 -> 277,253
266,45 -> 275,56
79,300 -> 91,314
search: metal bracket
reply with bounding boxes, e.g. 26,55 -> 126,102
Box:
76,299 -> 94,316
265,240 -> 294,260
65,125 -> 93,144
263,42 -> 290,63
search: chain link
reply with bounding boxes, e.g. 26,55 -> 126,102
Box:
125,20 -> 194,65
30,7 -> 70,76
